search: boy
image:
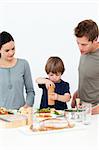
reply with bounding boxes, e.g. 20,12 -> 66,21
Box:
36,56 -> 71,110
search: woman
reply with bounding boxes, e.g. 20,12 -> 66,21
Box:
0,31 -> 35,109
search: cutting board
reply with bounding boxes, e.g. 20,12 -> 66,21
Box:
0,114 -> 27,128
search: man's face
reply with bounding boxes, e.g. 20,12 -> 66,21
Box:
76,36 -> 95,54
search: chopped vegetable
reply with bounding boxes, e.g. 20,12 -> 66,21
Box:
37,108 -> 51,113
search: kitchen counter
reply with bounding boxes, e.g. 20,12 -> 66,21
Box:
0,114 -> 99,150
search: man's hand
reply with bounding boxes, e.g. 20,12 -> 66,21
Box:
92,105 -> 99,115
71,91 -> 79,108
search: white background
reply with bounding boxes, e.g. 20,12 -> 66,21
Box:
0,0 -> 99,108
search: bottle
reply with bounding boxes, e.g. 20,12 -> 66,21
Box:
48,84 -> 55,105
76,98 -> 80,108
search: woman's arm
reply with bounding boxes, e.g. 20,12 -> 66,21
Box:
24,60 -> 35,107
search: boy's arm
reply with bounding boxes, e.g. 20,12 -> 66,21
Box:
57,93 -> 71,102
36,77 -> 48,84
48,92 -> 71,102
36,77 -> 55,89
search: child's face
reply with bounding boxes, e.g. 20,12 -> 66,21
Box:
48,72 -> 62,83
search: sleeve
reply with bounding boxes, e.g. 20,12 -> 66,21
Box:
38,84 -> 46,89
38,77 -> 48,89
24,60 -> 35,106
61,82 -> 70,94
65,82 -> 70,94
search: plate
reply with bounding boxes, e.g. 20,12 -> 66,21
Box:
18,120 -> 88,135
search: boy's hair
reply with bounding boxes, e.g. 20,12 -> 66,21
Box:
0,31 -> 14,57
45,56 -> 65,75
74,19 -> 99,42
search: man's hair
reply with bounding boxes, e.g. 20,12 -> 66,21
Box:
45,56 -> 65,75
74,19 -> 99,42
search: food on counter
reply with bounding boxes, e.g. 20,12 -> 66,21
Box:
0,107 -> 14,115
0,107 -> 32,128
64,108 -> 85,121
36,112 -> 52,118
19,107 -> 33,125
19,107 -> 32,114
30,118 -> 75,132
37,107 -> 51,113
19,107 -> 28,114
35,108 -> 64,119
35,108 -> 52,118
0,107 -> 8,115
65,108 -> 85,112
42,118 -> 75,129
0,114 -> 27,128
0,106 -> 33,128
37,107 -> 63,115
32,108 -> 65,128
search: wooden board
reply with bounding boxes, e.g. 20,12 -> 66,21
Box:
0,114 -> 27,128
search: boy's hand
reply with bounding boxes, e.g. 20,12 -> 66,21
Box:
48,93 -> 58,100
45,79 -> 55,89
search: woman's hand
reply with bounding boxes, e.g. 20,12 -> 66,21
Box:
23,103 -> 30,108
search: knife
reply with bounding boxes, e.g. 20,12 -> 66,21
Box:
0,117 -> 11,122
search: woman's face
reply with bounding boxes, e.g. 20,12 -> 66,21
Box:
0,41 -> 15,61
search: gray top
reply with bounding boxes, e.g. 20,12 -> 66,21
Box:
78,48 -> 99,105
0,58 -> 35,109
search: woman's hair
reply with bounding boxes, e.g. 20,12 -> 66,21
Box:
45,56 -> 65,75
74,19 -> 99,42
0,31 -> 14,57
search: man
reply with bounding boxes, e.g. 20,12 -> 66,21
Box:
71,19 -> 99,114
